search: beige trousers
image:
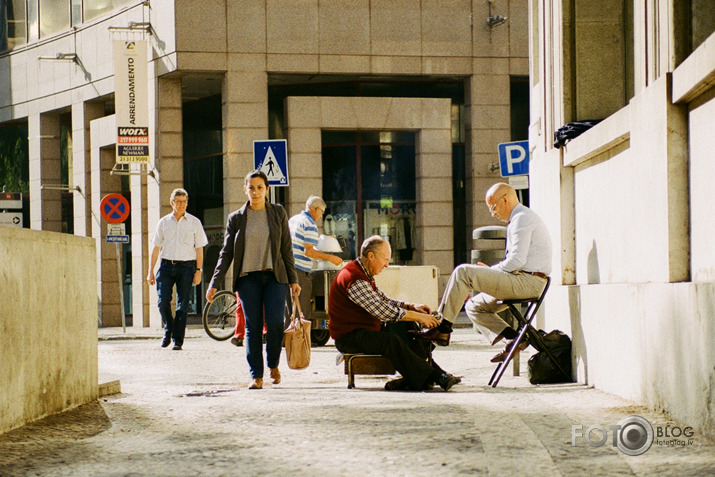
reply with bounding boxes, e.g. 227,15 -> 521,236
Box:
437,264 -> 547,345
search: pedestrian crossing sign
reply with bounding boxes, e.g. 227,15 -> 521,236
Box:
253,139 -> 289,186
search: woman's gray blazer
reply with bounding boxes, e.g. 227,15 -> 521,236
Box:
208,201 -> 298,291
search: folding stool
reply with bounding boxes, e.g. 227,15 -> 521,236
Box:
488,277 -> 570,387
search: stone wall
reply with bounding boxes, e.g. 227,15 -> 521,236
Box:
0,227 -> 98,434
529,9 -> 715,439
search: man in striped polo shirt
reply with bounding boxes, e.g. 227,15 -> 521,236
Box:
288,196 -> 343,322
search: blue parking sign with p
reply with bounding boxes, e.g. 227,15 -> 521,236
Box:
254,139 -> 289,186
498,140 -> 530,177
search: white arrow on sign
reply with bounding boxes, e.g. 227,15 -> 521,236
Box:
0,212 -> 23,228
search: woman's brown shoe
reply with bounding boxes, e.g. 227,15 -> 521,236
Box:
270,368 -> 281,384
248,378 -> 263,389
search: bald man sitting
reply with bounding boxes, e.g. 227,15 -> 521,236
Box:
412,183 -> 552,363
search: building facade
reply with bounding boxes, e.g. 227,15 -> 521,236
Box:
0,1 -> 529,327
528,0 -> 714,437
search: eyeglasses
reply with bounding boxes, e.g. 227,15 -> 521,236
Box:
488,195 -> 506,213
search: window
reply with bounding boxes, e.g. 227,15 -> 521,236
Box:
1,0 -> 26,50
674,0 -> 715,66
60,117 -> 73,234
183,93 -> 223,314
85,0 -> 131,22
1,0 -> 136,49
567,0 -> 634,121
691,0 -> 715,51
71,0 -> 81,25
322,130 -> 416,263
39,0 -> 70,38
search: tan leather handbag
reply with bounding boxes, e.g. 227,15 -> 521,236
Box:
284,297 -> 311,369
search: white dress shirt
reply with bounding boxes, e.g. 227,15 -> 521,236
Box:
492,203 -> 552,275
152,212 -> 209,261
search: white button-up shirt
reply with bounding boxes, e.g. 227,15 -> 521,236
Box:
492,203 -> 552,275
152,212 -> 209,261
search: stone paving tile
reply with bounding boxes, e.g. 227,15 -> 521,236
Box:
1,329 -> 713,476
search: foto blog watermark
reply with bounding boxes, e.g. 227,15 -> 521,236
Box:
571,415 -> 695,456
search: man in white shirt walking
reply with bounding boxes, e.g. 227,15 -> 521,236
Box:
413,183 -> 552,363
147,188 -> 209,350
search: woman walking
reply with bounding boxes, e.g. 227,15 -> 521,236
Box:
206,170 -> 300,389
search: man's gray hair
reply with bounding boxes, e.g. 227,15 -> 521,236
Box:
360,235 -> 387,258
170,188 -> 188,201
306,195 -> 326,211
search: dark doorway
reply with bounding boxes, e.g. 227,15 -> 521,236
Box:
322,130 -> 416,263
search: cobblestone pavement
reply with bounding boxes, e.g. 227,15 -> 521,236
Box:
1,327 -> 713,476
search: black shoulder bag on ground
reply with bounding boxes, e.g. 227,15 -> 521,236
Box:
527,329 -> 573,384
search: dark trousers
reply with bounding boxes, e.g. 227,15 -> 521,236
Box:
335,327 -> 437,390
156,260 -> 196,346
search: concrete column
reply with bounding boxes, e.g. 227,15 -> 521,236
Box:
415,125 -> 454,291
223,66 -> 268,215
128,26 -> 156,328
90,115 -> 123,327
146,76 -> 185,328
28,112 -> 62,231
558,157 -> 576,285
464,72 -> 511,235
155,77 -> 184,214
131,172 -> 150,327
72,101 -> 104,237
284,95 -> 322,216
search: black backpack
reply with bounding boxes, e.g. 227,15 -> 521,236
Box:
527,330 -> 573,384
553,120 -> 602,148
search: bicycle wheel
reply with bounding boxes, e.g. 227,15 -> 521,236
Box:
311,329 -> 330,347
203,290 -> 238,341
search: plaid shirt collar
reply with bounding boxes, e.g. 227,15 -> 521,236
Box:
356,258 -> 376,284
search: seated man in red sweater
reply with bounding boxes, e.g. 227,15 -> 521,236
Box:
329,235 -> 459,391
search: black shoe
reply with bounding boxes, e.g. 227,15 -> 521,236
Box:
436,372 -> 459,391
172,345 -> 182,351
408,327 -> 451,346
231,337 -> 243,347
384,377 -> 409,391
161,335 -> 171,348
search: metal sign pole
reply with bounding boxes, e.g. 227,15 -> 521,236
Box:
116,242 -> 126,333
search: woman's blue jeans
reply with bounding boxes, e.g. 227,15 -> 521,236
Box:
236,271 -> 289,378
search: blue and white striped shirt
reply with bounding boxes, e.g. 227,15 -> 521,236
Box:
288,211 -> 319,272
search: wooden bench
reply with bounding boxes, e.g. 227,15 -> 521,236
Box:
337,353 -> 396,389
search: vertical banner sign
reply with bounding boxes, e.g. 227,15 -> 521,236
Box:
113,40 -> 150,163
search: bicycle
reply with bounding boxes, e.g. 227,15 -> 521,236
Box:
202,290 -> 238,341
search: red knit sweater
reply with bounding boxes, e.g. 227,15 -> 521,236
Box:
328,260 -> 381,340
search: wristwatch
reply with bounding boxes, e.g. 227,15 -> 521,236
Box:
196,268 -> 202,272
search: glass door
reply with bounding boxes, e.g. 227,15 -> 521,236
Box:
322,131 -> 416,264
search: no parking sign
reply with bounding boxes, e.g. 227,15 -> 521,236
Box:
100,193 -> 130,224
